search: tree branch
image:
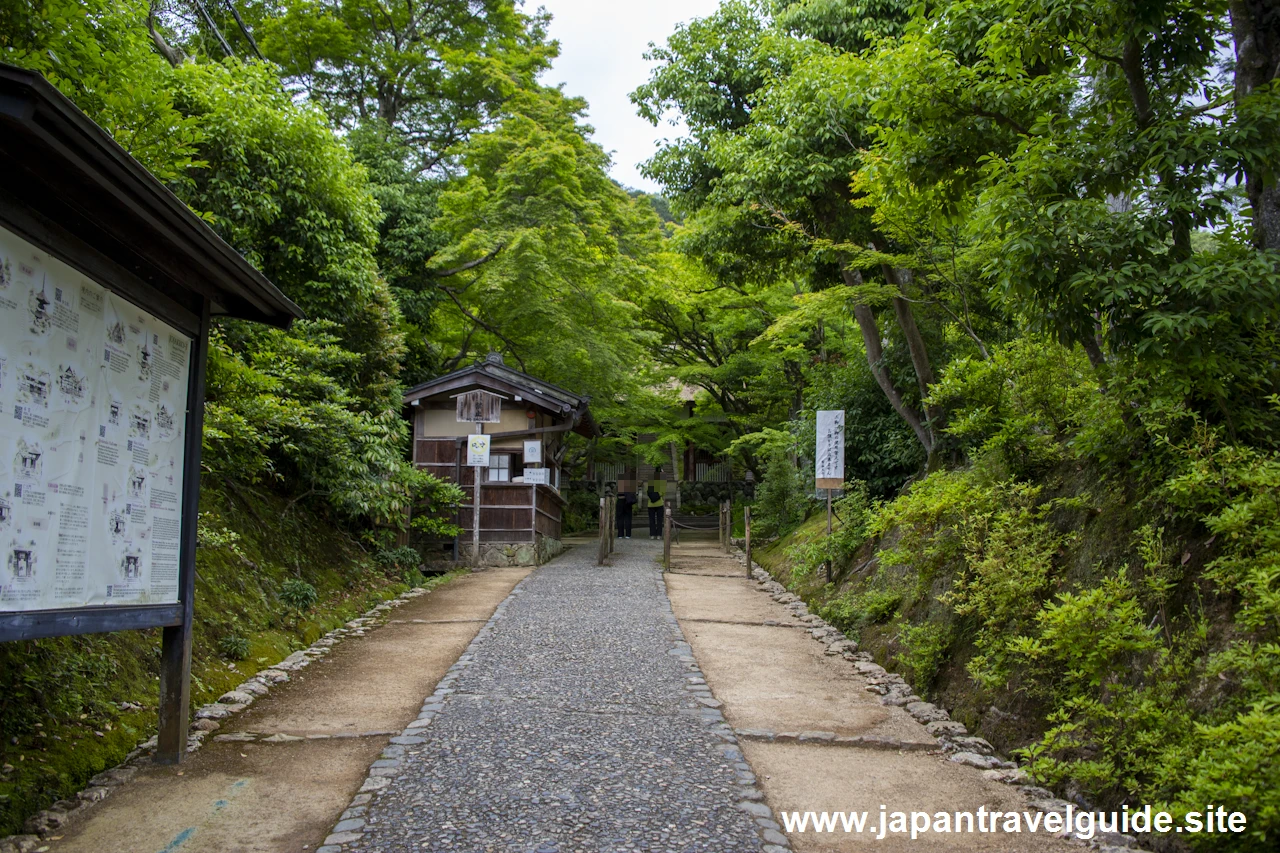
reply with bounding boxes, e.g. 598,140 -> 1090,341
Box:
440,286 -> 528,372
429,244 -> 503,278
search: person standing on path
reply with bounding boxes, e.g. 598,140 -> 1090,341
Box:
616,483 -> 637,539
646,477 -> 666,539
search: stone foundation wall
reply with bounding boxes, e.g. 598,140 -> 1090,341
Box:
464,536 -> 565,568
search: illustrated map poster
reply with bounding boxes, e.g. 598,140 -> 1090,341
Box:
0,225 -> 191,611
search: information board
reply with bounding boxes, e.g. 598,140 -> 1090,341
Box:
815,409 -> 845,490
524,468 -> 550,485
466,434 -> 491,466
523,439 -> 542,464
0,226 -> 191,612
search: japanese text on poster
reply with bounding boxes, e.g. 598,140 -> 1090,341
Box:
0,225 -> 191,611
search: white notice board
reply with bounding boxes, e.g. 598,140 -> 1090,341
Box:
466,434 -> 491,466
815,410 -> 845,489
523,439 -> 542,464
0,225 -> 192,612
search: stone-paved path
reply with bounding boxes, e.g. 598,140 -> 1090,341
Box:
341,539 -> 772,853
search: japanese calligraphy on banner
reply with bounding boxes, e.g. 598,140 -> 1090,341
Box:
815,410 -> 845,490
466,434 -> 491,467
0,225 -> 191,612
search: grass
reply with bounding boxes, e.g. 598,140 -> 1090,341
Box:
0,481 -> 463,837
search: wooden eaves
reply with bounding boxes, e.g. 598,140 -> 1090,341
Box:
0,63 -> 303,332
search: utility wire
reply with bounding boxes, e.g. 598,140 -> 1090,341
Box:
190,0 -> 233,57
221,0 -> 266,61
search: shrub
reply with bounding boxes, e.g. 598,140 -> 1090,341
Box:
279,579 -> 318,612
375,546 -> 421,574
217,635 -> 250,661
898,622 -> 951,693
927,337 -> 1099,478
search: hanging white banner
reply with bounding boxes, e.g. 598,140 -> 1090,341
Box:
815,410 -> 845,489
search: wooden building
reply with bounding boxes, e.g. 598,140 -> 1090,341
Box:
405,354 -> 597,565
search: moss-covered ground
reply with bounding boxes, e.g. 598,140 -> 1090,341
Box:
0,481 -> 461,837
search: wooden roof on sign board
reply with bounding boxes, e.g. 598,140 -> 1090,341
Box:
0,64 -> 303,330
404,353 -> 600,437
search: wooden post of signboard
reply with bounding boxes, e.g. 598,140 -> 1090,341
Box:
472,427 -> 483,568
744,505 -> 752,578
156,299 -> 210,764
663,500 -> 672,570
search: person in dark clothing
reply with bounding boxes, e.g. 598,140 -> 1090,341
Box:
646,483 -> 664,539
616,490 -> 636,538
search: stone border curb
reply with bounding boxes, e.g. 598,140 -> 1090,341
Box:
1,582 -> 445,852
654,571 -> 795,853
738,552 -> 1140,852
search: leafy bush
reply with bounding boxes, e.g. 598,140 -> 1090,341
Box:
783,486 -> 872,587
374,546 -> 424,584
898,622 -> 951,693
279,579 -> 318,612
1171,702 -> 1280,852
217,635 -> 250,661
820,583 -> 904,637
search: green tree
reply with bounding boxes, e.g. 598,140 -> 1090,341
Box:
0,0 -> 202,184
857,0 -> 1280,439
425,87 -> 664,418
633,0 -> 979,466
258,0 -> 556,173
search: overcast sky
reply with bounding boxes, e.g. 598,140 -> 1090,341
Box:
535,0 -> 724,193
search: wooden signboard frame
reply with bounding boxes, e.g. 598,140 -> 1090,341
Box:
0,65 -> 301,765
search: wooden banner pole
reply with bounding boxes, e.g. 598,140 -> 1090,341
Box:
744,505 -> 752,578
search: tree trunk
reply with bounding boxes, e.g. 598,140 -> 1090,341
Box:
880,261 -> 941,442
1230,1 -> 1280,251
843,268 -> 933,456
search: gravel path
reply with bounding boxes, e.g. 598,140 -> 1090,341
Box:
336,539 -> 776,853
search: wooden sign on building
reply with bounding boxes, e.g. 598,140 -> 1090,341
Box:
456,389 -> 504,423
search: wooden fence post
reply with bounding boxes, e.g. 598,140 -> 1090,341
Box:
744,505 -> 752,578
663,500 -> 672,570
608,495 -> 616,554
725,497 -> 732,554
597,496 -> 607,566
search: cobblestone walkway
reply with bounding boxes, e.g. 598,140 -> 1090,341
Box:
337,539 -> 773,853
